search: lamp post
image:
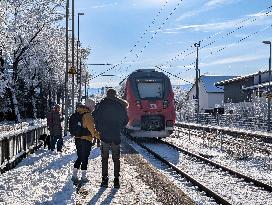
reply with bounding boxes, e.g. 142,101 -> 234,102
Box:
64,0 -> 69,135
194,41 -> 201,123
263,40 -> 271,131
77,12 -> 84,102
71,0 -> 75,113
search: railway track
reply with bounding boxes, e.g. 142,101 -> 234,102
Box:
174,126 -> 272,158
127,135 -> 272,205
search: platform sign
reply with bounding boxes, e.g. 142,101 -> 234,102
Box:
68,67 -> 77,75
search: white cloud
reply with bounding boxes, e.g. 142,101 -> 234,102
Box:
132,0 -> 178,8
204,0 -> 230,8
248,10 -> 272,18
162,31 -> 179,34
201,54 -> 267,67
170,13 -> 271,32
90,3 -> 118,9
176,0 -> 239,21
176,11 -> 198,21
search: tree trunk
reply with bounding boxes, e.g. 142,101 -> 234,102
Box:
32,96 -> 37,119
7,86 -> 21,122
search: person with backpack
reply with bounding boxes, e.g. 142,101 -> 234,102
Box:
92,88 -> 128,188
70,100 -> 100,184
47,104 -> 63,152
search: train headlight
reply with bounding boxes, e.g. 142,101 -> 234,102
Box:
163,100 -> 169,109
136,100 -> 142,109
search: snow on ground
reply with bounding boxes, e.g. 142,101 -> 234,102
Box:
0,136 -> 161,205
144,142 -> 272,205
125,138 -> 218,205
166,131 -> 272,186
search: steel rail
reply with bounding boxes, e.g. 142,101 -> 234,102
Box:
128,135 -> 232,205
159,138 -> 272,192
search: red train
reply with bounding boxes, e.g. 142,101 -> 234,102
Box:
120,69 -> 176,138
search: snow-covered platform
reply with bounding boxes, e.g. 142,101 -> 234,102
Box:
0,136 -> 193,205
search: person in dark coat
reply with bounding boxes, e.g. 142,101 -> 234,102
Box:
47,104 -> 63,152
92,88 -> 128,188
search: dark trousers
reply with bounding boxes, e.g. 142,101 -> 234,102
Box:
101,141 -> 120,178
51,135 -> 63,151
92,138 -> 101,146
74,138 -> 92,170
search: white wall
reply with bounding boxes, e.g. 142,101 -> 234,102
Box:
199,80 -> 208,112
188,80 -> 224,112
208,93 -> 224,109
187,81 -> 208,112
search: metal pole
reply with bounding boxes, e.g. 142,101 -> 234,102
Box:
77,13 -> 84,102
194,41 -> 200,123
64,0 -> 69,135
268,43 -> 271,131
263,41 -> 272,131
71,0 -> 75,112
77,13 -> 79,75
85,74 -> 87,99
79,59 -> 82,101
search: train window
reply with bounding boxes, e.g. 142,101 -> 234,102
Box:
137,81 -> 163,99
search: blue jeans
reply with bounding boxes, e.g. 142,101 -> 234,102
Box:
51,135 -> 63,151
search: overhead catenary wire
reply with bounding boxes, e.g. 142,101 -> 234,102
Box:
164,5 -> 272,68
155,65 -> 193,84
92,4 -> 272,83
163,9 -> 272,76
175,23 -> 272,77
90,0 -> 170,81
116,0 -> 170,73
119,0 -> 186,78
132,8 -> 272,82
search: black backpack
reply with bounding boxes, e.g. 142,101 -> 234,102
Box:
69,112 -> 91,137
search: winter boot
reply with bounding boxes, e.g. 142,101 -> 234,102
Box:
114,177 -> 120,189
100,176 -> 109,188
81,170 -> 89,184
71,168 -> 79,183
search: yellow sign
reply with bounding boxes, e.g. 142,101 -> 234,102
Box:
68,67 -> 77,74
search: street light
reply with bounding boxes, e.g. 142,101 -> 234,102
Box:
77,12 -> 84,102
263,40 -> 271,131
64,0 -> 70,135
194,41 -> 201,123
71,0 -> 75,113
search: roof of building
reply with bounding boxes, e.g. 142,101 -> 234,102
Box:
201,75 -> 237,93
188,75 -> 237,94
242,81 -> 272,91
215,69 -> 268,86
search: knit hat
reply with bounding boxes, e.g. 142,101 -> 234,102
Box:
85,99 -> 95,111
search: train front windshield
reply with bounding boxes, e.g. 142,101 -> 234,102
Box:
136,79 -> 164,99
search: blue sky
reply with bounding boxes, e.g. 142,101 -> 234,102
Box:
75,0 -> 272,87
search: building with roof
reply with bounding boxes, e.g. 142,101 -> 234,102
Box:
215,70 -> 270,103
187,75 -> 236,112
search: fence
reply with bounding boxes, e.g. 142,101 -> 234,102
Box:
177,112 -> 270,132
0,125 -> 47,173
0,119 -> 46,133
175,122 -> 272,166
